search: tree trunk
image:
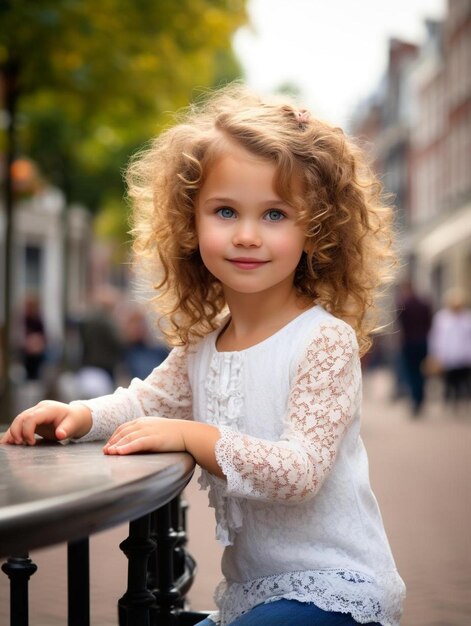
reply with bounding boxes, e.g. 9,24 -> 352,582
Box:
1,56 -> 19,423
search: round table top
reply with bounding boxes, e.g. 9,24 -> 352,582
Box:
0,440 -> 195,557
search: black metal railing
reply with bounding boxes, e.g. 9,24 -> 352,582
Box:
2,493 -> 209,626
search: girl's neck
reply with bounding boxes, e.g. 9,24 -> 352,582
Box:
217,289 -> 313,352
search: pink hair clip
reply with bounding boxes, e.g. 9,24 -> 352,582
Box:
295,109 -> 310,128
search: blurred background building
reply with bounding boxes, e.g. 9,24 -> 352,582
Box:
351,0 -> 471,309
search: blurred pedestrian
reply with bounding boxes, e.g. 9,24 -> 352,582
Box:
20,294 -> 48,381
75,286 -> 124,397
122,305 -> 169,381
428,288 -> 471,407
397,281 -> 432,415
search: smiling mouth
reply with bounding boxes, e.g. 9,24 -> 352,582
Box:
228,258 -> 269,269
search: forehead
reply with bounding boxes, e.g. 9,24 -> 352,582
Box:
197,152 -> 278,209
197,133 -> 304,205
208,142 -> 275,178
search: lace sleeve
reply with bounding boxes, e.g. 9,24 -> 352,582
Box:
72,346 -> 193,442
215,322 -> 360,502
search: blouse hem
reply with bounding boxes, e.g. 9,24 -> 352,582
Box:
214,568 -> 405,626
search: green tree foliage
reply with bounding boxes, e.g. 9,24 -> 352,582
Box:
1,0 -> 248,237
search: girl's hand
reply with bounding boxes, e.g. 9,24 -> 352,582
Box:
103,417 -> 187,455
104,418 -> 225,479
0,401 -> 92,445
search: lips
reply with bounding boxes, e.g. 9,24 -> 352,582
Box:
228,257 -> 269,270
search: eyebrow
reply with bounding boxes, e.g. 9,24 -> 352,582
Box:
202,196 -> 287,205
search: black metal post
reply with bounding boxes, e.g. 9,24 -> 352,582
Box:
67,538 -> 90,626
1,553 -> 37,626
119,513 -> 157,626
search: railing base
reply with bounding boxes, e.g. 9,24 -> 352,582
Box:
1,554 -> 37,626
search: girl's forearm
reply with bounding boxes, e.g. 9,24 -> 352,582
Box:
181,420 -> 225,479
103,416 -> 226,480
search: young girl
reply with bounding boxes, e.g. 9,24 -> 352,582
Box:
2,84 -> 405,626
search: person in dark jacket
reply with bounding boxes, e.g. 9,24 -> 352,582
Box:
21,294 -> 47,381
397,281 -> 432,415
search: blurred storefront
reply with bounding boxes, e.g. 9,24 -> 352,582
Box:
0,159 -> 91,348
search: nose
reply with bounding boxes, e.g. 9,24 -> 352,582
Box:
232,219 -> 262,247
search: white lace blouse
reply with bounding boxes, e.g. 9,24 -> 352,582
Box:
76,306 -> 405,626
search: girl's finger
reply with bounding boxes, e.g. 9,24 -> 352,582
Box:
14,415 -> 36,445
104,430 -> 131,450
105,436 -> 156,455
104,421 -> 144,449
0,429 -> 14,444
55,413 -> 81,440
21,407 -> 56,445
104,429 -> 131,449
7,411 -> 32,443
8,404 -> 51,444
21,413 -> 42,445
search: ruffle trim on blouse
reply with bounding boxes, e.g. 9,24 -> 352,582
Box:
205,352 -> 244,428
213,569 -> 406,626
198,470 -> 243,546
199,352 -> 246,546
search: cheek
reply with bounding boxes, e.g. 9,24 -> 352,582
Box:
273,229 -> 306,261
197,226 -> 225,262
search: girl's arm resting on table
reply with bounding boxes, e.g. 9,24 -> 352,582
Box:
103,417 -> 225,478
215,321 -> 361,503
72,345 -> 194,442
102,322 -> 359,493
103,322 -> 360,496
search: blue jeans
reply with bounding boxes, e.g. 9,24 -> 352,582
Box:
194,599 -> 381,625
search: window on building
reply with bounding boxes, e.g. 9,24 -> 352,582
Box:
25,244 -> 43,292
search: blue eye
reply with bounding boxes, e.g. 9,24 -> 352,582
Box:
217,207 -> 235,219
265,210 -> 285,222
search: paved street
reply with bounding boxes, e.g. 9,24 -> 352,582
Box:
1,368 -> 470,625
360,370 -> 471,626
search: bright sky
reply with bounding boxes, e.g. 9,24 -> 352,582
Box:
233,0 -> 446,127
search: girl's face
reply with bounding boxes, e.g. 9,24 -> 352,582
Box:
195,142 -> 306,301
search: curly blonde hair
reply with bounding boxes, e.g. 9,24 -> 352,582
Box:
127,83 -> 396,355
